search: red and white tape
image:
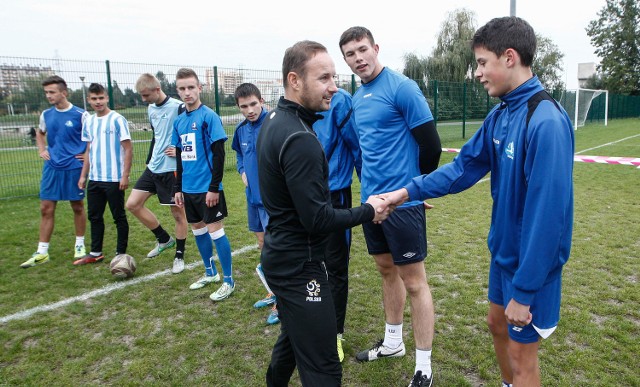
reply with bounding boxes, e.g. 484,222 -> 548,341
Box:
441,148 -> 640,168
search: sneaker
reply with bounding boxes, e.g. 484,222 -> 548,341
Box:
171,257 -> 185,274
189,274 -> 220,290
146,236 -> 175,258
266,305 -> 280,325
337,335 -> 345,362
74,245 -> 86,259
253,293 -> 276,308
20,252 -> 50,268
210,282 -> 235,301
408,370 -> 433,387
355,339 -> 406,362
73,253 -> 105,265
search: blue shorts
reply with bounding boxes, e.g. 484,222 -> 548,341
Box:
488,259 -> 562,344
40,164 -> 85,201
247,203 -> 269,233
362,203 -> 427,265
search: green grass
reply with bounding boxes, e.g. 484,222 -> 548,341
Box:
0,119 -> 639,386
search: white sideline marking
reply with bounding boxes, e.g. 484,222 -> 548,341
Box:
0,244 -> 258,324
576,134 -> 640,154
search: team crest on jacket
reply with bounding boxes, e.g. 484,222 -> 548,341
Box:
505,141 -> 515,160
65,120 -> 73,127
306,279 -> 321,302
191,122 -> 197,131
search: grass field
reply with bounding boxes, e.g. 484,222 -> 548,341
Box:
0,119 -> 638,386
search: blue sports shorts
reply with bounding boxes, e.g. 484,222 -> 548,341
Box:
247,203 -> 269,233
362,203 -> 427,265
488,259 -> 562,344
40,163 -> 84,201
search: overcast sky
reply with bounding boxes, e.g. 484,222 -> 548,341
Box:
1,0 -> 605,89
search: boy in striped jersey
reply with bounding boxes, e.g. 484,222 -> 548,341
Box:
75,83 -> 132,265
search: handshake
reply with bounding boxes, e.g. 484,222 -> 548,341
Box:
364,188 -> 411,224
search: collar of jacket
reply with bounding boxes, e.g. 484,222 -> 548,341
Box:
277,96 -> 323,127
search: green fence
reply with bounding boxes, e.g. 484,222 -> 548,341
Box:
1,56 -> 639,199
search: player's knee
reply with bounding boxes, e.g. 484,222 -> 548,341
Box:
70,201 -> 84,215
487,312 -> 507,336
125,198 -> 141,213
40,202 -> 55,217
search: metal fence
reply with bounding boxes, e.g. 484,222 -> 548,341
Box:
1,56 -> 638,199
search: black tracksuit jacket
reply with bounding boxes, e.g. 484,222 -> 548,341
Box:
257,97 -> 375,278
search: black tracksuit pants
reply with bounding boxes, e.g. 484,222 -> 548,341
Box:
265,261 -> 341,387
87,180 -> 128,254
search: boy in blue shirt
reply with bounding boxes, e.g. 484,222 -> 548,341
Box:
230,83 -> 279,324
171,68 -> 235,301
313,87 -> 361,361
21,76 -> 88,268
379,17 -> 574,387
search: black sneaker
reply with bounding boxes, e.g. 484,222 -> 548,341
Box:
408,370 -> 433,387
355,339 -> 405,362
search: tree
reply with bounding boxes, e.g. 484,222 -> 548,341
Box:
533,34 -> 565,91
586,0 -> 640,95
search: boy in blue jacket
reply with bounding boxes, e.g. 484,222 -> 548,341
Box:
379,17 -> 574,387
231,83 -> 279,325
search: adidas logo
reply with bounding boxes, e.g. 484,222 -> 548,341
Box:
402,252 -> 416,258
216,211 -> 223,217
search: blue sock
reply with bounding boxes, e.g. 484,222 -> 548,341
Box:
193,227 -> 217,277
211,229 -> 233,286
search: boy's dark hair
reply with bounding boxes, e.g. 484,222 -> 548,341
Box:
41,75 -> 68,91
282,40 -> 328,89
472,16 -> 537,67
339,26 -> 376,54
234,83 -> 262,104
88,83 -> 106,95
176,68 -> 200,84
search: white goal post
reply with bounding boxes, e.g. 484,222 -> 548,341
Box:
560,88 -> 609,130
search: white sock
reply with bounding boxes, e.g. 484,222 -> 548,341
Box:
75,236 -> 85,247
90,252 -> 102,257
415,348 -> 432,378
383,322 -> 403,349
37,242 -> 49,255
502,382 -> 513,387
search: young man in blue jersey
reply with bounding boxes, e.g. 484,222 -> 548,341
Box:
313,87 -> 361,362
127,73 -> 188,275
75,83 -> 132,265
231,83 -> 279,325
171,68 -> 235,301
378,17 -> 575,387
21,76 -> 88,268
339,27 -> 442,387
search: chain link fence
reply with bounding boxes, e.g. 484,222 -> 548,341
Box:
1,56 -> 637,198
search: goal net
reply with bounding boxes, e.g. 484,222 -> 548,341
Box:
558,88 -> 609,130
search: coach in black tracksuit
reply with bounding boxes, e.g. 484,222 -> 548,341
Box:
257,41 -> 389,387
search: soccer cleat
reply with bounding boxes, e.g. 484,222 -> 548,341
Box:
73,253 -> 104,265
20,252 -> 50,268
210,282 -> 235,301
146,236 -> 176,258
408,370 -> 433,387
266,305 -> 280,325
74,245 -> 86,259
337,335 -> 345,362
253,293 -> 276,309
189,274 -> 220,290
171,257 -> 185,274
355,339 -> 406,362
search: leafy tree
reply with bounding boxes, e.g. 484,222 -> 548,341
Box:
156,71 -> 178,98
533,34 -> 565,91
111,80 -> 126,109
586,0 -> 640,95
124,87 -> 142,107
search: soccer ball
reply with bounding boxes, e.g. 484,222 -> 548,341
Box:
110,254 -> 137,279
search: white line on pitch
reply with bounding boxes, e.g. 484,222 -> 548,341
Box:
0,244 -> 258,324
576,133 -> 640,154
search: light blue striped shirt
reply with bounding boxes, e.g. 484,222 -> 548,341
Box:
82,111 -> 131,182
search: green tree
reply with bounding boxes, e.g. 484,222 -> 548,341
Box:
533,34 -> 565,91
586,0 -> 640,95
